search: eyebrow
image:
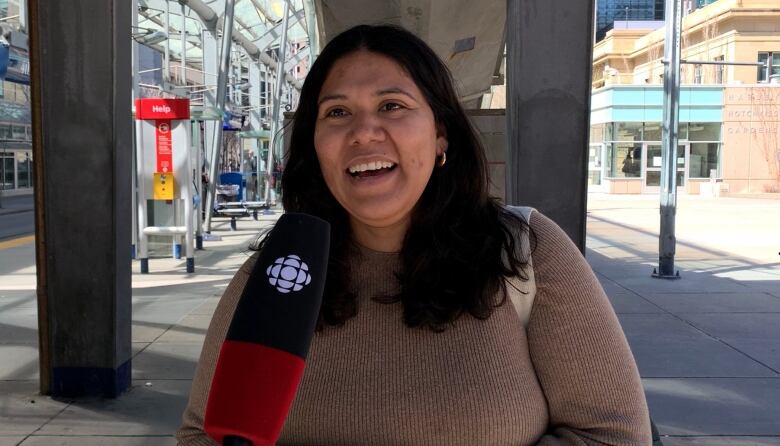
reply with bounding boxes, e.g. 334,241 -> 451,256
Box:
317,87 -> 417,106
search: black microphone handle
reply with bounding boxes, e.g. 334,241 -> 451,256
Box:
223,435 -> 252,446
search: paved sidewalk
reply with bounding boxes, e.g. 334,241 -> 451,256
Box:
587,194 -> 780,446
0,194 -> 34,217
0,195 -> 779,445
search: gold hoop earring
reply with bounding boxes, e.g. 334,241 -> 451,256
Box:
437,152 -> 447,167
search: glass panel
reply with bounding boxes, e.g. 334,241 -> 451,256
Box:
588,144 -> 602,186
688,123 -> 720,141
646,170 -> 661,187
677,171 -> 685,188
694,64 -> 703,84
614,122 -> 643,142
678,122 -> 688,140
16,152 -> 30,188
677,144 -> 686,168
689,142 -> 720,178
605,122 -> 615,141
610,143 -> 642,178
646,145 -> 662,169
643,123 -> 661,141
758,53 -> 769,82
0,124 -> 11,139
715,55 -> 725,84
2,157 -> 14,190
589,124 -> 605,144
588,170 -> 602,186
772,53 -> 780,77
11,125 -> 25,140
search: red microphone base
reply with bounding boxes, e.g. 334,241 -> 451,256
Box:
204,341 -> 305,446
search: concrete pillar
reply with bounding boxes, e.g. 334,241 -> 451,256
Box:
505,0 -> 595,251
28,0 -> 132,397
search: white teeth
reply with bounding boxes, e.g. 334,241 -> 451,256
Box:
348,161 -> 395,174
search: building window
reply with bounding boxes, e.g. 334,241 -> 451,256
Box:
11,125 -> 26,141
714,55 -> 724,84
590,124 -> 606,143
693,64 -> 703,84
0,123 -> 12,139
16,151 -> 31,188
688,122 -> 721,141
758,52 -> 780,83
613,122 -> 643,141
1,152 -> 14,190
607,143 -> 642,178
689,143 -> 720,178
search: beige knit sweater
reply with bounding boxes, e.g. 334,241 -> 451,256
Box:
176,212 -> 651,445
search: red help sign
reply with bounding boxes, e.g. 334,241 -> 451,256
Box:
155,120 -> 173,173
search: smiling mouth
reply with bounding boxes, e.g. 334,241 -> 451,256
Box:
347,162 -> 398,178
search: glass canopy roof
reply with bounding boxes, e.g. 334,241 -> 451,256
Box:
136,0 -> 310,74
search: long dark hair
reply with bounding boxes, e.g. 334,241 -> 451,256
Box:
276,24 -> 532,331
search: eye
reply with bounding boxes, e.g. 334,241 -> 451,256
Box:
380,102 -> 404,112
325,107 -> 348,118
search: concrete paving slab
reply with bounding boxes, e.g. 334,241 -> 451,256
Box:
618,314 -> 712,341
0,319 -> 37,345
721,339 -> 780,372
733,280 -> 780,297
154,316 -> 210,344
0,345 -> 39,380
606,291 -> 665,314
0,437 -> 25,446
37,380 -> 190,437
18,436 -> 176,445
131,322 -> 167,344
188,298 -> 220,316
132,296 -> 211,325
644,378 -> 780,436
660,437 -> 780,446
682,313 -> 780,340
642,292 -> 780,313
609,272 -> 751,295
0,381 -> 70,437
131,344 -> 202,380
616,314 -> 776,376
628,339 -> 776,377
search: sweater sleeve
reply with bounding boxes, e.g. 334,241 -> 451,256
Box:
526,212 -> 651,446
175,253 -> 258,446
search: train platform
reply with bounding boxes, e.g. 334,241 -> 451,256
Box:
1,195 -> 779,445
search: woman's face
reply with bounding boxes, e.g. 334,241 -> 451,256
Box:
314,50 -> 447,240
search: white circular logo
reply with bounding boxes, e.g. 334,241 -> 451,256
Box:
266,255 -> 312,293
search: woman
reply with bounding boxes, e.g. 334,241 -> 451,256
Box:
178,24 -> 651,445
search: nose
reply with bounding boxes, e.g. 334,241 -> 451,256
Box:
347,111 -> 385,146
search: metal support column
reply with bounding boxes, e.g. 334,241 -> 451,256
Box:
193,121 -> 204,249
180,2 -> 187,83
201,27 -> 217,229
266,0 -> 290,204
28,0 -> 133,397
204,0 -> 236,232
164,0 -> 171,82
505,0 -> 595,251
131,0 -> 140,260
654,0 -> 683,280
249,62 -> 262,201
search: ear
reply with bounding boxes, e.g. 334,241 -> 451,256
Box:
436,124 -> 448,156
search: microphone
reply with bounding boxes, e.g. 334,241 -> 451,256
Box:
204,213 -> 330,446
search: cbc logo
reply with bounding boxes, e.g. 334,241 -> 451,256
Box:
266,255 -> 312,293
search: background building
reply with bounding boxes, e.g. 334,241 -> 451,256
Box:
590,0 -> 780,195
0,0 -> 30,195
595,0 -> 665,41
